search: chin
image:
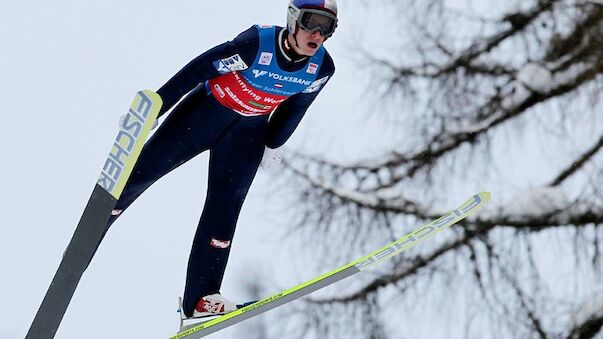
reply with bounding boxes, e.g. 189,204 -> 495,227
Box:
303,45 -> 320,56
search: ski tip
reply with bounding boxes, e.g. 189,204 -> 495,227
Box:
477,191 -> 491,203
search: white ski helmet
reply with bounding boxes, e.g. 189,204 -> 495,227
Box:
287,0 -> 338,38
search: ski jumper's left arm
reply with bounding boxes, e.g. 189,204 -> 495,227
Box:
154,27 -> 260,118
264,53 -> 335,149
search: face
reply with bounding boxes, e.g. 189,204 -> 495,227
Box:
288,28 -> 326,56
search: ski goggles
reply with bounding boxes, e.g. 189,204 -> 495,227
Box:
297,8 -> 338,38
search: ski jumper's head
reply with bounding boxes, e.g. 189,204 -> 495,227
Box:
286,0 -> 338,56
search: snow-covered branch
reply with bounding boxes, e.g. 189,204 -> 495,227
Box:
275,1 -> 603,338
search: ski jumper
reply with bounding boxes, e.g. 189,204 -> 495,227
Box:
101,25 -> 335,316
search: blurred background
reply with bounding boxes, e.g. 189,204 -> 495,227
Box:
1,0 -> 602,338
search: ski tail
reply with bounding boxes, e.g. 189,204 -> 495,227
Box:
26,90 -> 162,339
170,192 -> 491,339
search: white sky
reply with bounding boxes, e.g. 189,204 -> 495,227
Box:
2,1 -> 600,338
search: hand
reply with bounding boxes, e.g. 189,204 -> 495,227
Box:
260,147 -> 282,169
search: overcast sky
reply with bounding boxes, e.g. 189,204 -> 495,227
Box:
3,1 -> 588,338
0,1 -> 393,338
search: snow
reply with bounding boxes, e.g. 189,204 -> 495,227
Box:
503,79 -> 532,109
293,162 -> 414,210
550,62 -> 589,89
448,60 -> 591,136
375,184 -> 405,201
332,186 -> 380,206
573,291 -> 603,326
517,63 -> 553,93
501,186 -> 569,217
517,61 -> 590,95
447,109 -> 506,135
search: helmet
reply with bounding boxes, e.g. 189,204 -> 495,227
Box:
287,0 -> 338,38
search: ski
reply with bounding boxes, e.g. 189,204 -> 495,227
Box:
178,297 -> 258,330
171,192 -> 491,339
26,90 -> 162,339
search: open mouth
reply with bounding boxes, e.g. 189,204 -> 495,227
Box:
308,42 -> 318,49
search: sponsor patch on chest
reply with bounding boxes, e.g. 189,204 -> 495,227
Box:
213,54 -> 248,74
306,63 -> 318,74
259,52 -> 273,66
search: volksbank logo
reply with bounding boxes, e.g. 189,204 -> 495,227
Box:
355,194 -> 484,270
252,70 -> 268,78
98,91 -> 156,196
250,70 -> 312,85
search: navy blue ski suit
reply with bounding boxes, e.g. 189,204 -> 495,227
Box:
104,25 -> 335,316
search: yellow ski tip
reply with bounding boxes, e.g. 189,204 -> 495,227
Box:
477,191 -> 492,203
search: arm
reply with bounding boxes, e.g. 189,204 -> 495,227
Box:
264,90 -> 322,149
264,54 -> 335,149
155,26 -> 259,118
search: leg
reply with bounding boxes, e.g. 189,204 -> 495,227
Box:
182,116 -> 268,316
97,86 -> 237,250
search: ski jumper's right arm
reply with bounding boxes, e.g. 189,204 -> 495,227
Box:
155,27 -> 260,118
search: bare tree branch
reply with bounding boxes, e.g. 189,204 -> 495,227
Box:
270,0 -> 603,338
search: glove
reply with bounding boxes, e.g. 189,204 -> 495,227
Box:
260,147 -> 282,169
